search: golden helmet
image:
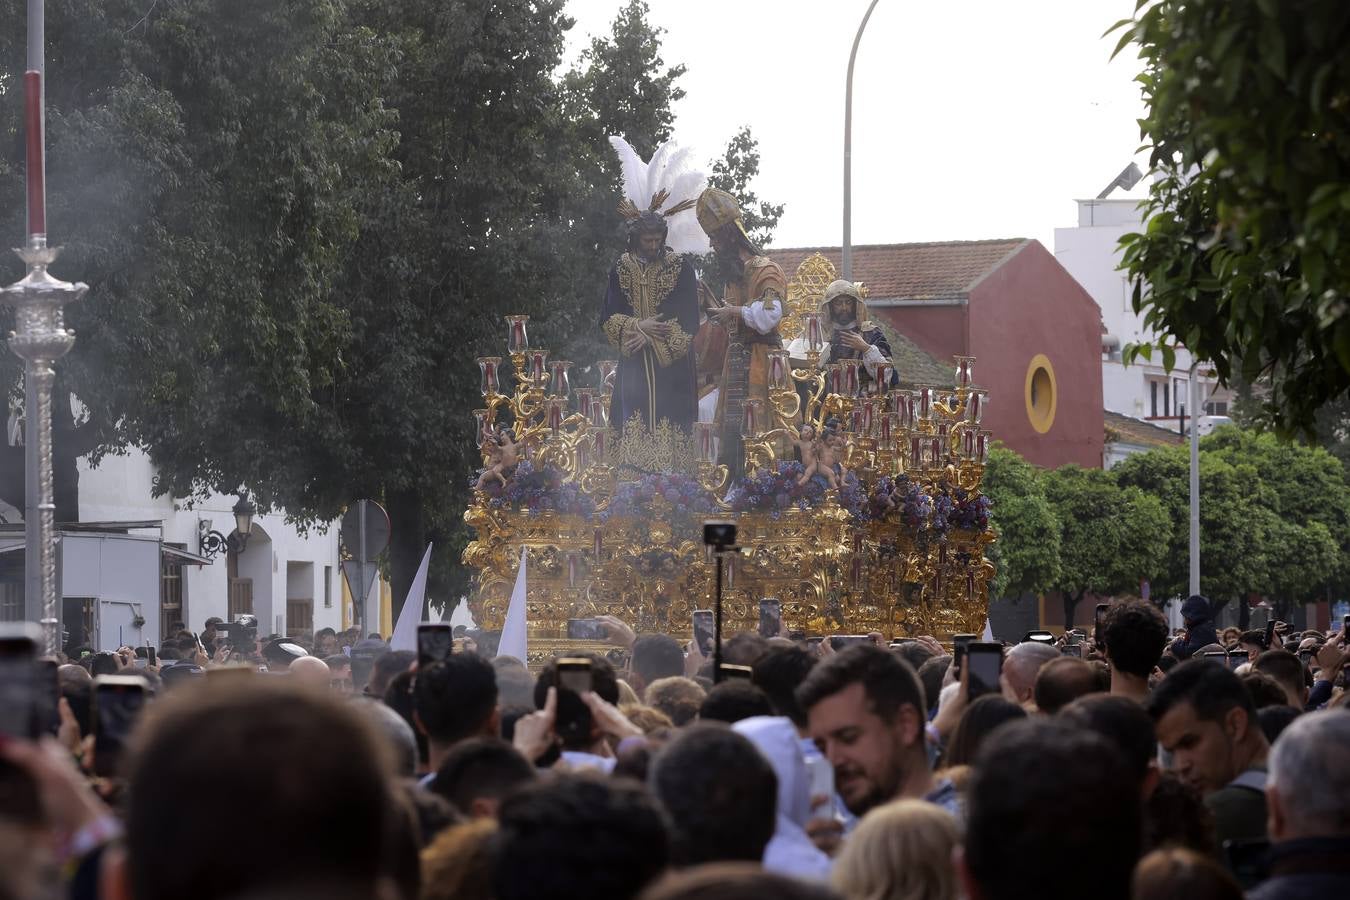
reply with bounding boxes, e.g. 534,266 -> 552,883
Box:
696,188 -> 745,237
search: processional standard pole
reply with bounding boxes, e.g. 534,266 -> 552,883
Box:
3,0 -> 87,654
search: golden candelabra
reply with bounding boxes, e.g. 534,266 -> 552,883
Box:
463,256 -> 996,664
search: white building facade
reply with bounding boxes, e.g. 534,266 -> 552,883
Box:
72,447 -> 345,644
1054,198 -> 1227,431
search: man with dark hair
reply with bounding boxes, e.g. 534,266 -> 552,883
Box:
1170,594 -> 1219,660
1059,694 -> 1159,795
414,654 -> 500,773
1033,657 -> 1104,715
528,653 -> 626,769
1251,710 -> 1350,900
495,775 -> 669,900
1238,629 -> 1267,663
120,680 -> 392,900
796,644 -> 956,817
367,648 -> 414,699
324,653 -> 354,693
751,645 -> 815,728
698,680 -> 774,724
1252,649 -> 1307,710
960,720 -> 1140,900
628,633 -> 686,695
430,737 -> 535,819
722,632 -> 770,666
1100,598 -> 1169,703
649,724 -> 778,867
1149,659 -> 1271,852
891,639 -> 935,674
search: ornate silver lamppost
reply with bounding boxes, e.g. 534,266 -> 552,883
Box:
2,2 -> 87,654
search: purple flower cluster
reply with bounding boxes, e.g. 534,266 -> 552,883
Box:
475,461 -> 596,517
600,472 -> 718,522
727,462 -> 870,521
947,488 -> 992,531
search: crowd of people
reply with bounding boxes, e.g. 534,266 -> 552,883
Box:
1,594 -> 1348,900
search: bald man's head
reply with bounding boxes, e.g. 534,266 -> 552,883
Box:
289,655 -> 333,690
1002,642 -> 1061,704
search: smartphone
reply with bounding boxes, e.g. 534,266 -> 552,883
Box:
147,645 -> 157,667
93,675 -> 149,778
828,635 -> 872,651
1299,648 -> 1315,668
1201,650 -> 1230,667
35,659 -> 60,736
1342,614 -> 1349,635
718,663 -> 754,681
1263,620 -> 1276,650
951,633 -> 977,677
417,623 -> 454,668
0,624 -> 41,738
1061,644 -> 1083,658
566,618 -> 610,642
758,598 -> 782,639
1094,603 -> 1110,647
889,638 -> 916,647
1064,631 -> 1083,647
804,753 -> 836,819
1228,652 -> 1246,671
966,641 -> 1003,700
1023,631 -> 1055,645
554,658 -> 594,744
692,609 -> 715,656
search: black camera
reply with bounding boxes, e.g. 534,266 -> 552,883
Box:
703,520 -> 737,549
216,615 -> 259,651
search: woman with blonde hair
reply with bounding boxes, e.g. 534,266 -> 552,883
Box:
831,799 -> 960,900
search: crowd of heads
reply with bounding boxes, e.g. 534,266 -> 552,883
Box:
2,594 -> 1348,900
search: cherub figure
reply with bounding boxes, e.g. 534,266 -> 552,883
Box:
475,426 -> 519,490
813,428 -> 845,489
794,423 -> 829,486
873,478 -> 898,517
815,429 -> 847,485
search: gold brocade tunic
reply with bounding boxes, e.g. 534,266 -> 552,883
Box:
715,255 -> 787,475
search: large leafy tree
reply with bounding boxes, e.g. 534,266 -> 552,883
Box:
980,446 -> 1061,602
1114,0 -> 1350,436
1042,466 -> 1171,627
0,0 -> 397,522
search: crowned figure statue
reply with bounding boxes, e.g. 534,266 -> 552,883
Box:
601,138 -> 708,442
699,188 -> 788,479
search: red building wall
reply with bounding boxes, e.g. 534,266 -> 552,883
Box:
874,241 -> 1104,469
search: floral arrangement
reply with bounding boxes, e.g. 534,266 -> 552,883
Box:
474,461 -> 596,517
600,472 -> 718,522
726,461 -> 870,520
870,476 -> 934,531
946,487 -> 992,532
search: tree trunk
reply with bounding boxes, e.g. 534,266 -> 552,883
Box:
386,487 -> 427,629
1062,589 -> 1086,631
1237,595 -> 1251,630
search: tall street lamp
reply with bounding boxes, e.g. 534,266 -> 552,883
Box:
2,0 -> 87,655
842,0 -> 883,282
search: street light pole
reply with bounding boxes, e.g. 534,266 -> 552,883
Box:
1188,362 -> 1200,597
843,0 -> 882,282
3,0 -> 87,654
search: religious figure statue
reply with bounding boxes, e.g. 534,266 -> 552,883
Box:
786,279 -> 899,393
698,188 -> 787,478
601,137 -> 708,437
794,423 -> 836,488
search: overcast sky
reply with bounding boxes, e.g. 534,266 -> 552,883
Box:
563,0 -> 1152,251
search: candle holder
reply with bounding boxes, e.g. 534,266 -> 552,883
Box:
477,356 -> 502,397
549,360 -> 573,398
506,315 -> 530,355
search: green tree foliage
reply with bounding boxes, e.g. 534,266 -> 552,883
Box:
1042,466 -> 1171,626
0,0 -> 397,522
707,125 -> 785,250
1113,1 -> 1350,436
980,446 -> 1060,601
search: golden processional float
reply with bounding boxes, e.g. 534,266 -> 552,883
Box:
462,255 -> 995,663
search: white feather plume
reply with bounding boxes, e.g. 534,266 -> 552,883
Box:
608,135 -> 710,256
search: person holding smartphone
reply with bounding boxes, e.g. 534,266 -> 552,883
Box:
797,644 -> 960,819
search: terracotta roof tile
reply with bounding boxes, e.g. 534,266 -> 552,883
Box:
1104,411 -> 1184,448
769,240 -> 1030,301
